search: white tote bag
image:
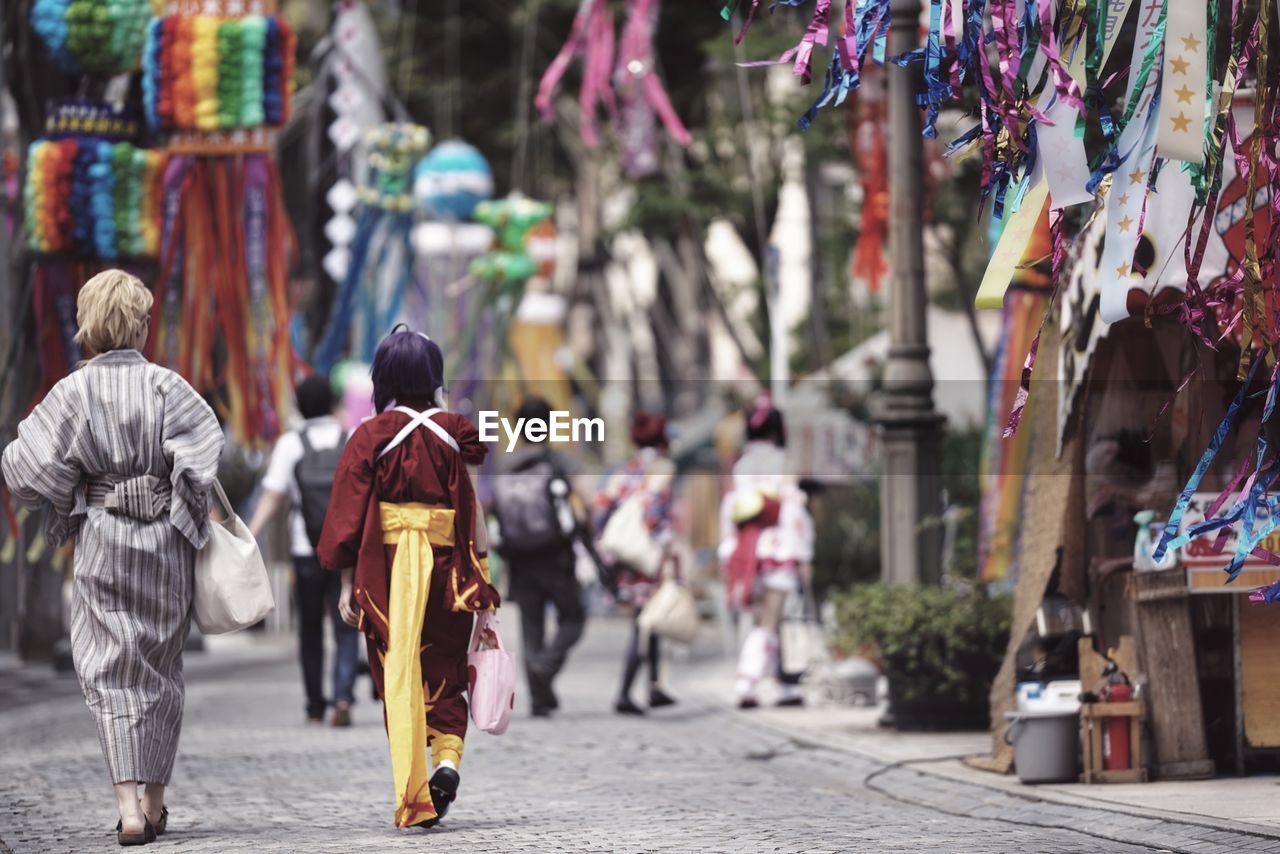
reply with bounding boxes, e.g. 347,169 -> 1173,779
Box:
193,481 -> 274,635
779,585 -> 828,675
597,492 -> 664,578
637,555 -> 700,645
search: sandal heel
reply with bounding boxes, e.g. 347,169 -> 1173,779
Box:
115,818 -> 156,846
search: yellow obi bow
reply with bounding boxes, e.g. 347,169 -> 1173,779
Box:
378,502 -> 455,828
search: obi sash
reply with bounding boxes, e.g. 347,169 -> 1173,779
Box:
379,500 -> 455,828
724,494 -> 782,610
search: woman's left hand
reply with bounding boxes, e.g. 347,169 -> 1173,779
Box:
338,570 -> 360,628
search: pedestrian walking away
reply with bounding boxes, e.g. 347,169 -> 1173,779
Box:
0,270 -> 224,846
489,396 -> 588,718
593,411 -> 681,715
317,326 -> 501,829
719,396 -> 815,710
248,373 -> 360,727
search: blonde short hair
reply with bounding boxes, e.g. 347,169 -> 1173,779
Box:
74,270 -> 154,355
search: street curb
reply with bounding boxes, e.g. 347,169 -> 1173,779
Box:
740,708 -> 1280,852
668,653 -> 1280,853
861,761 -> 1280,854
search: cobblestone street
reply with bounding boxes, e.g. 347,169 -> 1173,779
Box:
2,617 -> 1278,854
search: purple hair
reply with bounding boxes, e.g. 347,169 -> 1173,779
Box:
370,324 -> 445,413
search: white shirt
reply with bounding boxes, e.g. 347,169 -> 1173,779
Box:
261,415 -> 345,557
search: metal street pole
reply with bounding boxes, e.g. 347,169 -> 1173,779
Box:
875,0 -> 946,585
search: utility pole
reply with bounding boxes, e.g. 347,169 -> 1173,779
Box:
875,0 -> 946,585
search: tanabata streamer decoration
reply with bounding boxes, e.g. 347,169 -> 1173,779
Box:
142,14 -> 295,131
536,0 -> 691,178
313,124 -> 431,372
24,138 -> 164,258
136,1 -> 299,446
31,0 -> 151,75
729,2 -> 1280,593
848,62 -> 887,294
454,196 -> 554,383
149,154 -> 294,445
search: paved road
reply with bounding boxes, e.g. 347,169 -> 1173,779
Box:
0,617 -> 1273,854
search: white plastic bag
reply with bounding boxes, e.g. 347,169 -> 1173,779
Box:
467,612 -> 516,735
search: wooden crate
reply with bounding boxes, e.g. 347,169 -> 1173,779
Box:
1080,701 -> 1148,784
1077,638 -> 1148,784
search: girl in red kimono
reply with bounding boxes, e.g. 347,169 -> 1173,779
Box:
317,327 -> 500,829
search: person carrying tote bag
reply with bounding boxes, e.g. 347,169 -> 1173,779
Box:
597,488 -> 665,578
592,412 -> 685,715
1,270 -> 227,844
193,481 -> 274,634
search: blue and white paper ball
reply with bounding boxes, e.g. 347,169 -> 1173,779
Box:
413,140 -> 493,221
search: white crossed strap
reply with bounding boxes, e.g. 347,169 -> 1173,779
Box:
377,406 -> 459,459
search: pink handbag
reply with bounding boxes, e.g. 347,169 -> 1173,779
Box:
467,611 -> 516,735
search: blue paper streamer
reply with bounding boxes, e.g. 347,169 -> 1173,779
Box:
1154,355 -> 1262,562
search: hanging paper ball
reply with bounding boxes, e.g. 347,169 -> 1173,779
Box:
32,0 -> 151,76
413,140 -> 494,221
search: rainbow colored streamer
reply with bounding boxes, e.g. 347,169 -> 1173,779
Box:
148,155 -> 295,445
24,138 -> 164,258
142,14 -> 295,132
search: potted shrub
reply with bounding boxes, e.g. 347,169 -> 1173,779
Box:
834,582 -> 1011,731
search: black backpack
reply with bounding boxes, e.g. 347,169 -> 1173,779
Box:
491,452 -> 572,557
294,427 -> 346,550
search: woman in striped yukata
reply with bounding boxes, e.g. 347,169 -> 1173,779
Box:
1,270 -> 223,846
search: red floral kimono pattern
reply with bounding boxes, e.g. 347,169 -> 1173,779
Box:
317,404 -> 499,825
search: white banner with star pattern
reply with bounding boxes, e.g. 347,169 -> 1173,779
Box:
1098,92 -> 1162,323
1041,0 -> 1136,210
1092,0 -> 1166,324
1156,1 -> 1207,163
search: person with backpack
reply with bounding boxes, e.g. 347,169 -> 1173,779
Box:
249,374 -> 358,726
490,396 -> 587,718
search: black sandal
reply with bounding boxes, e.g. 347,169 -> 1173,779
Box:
115,818 -> 156,846
151,807 -> 168,836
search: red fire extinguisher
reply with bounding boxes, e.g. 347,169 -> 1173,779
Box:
1100,673 -> 1133,771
